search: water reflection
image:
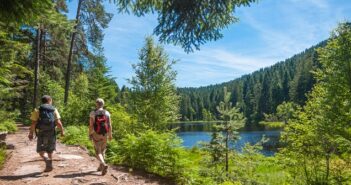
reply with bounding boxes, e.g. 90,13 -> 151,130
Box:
171,122 -> 281,156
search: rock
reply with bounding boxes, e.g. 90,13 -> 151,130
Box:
13,164 -> 42,176
58,163 -> 68,168
58,154 -> 83,160
71,177 -> 89,185
7,143 -> 15,149
0,141 -> 6,148
0,132 -> 7,141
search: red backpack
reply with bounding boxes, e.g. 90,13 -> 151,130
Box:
93,110 -> 110,135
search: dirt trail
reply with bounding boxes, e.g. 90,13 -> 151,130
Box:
0,125 -> 169,185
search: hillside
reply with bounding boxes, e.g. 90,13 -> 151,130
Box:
178,41 -> 327,124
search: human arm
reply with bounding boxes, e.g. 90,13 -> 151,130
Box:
28,120 -> 37,140
108,117 -> 112,141
54,109 -> 64,136
28,110 -> 38,140
55,119 -> 64,137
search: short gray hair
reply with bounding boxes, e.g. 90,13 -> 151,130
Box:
96,98 -> 105,108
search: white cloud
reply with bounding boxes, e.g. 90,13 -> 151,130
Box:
168,46 -> 277,87
100,0 -> 351,87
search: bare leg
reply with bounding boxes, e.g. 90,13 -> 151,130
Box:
44,152 -> 53,172
39,152 -> 46,159
47,152 -> 53,160
97,153 -> 106,165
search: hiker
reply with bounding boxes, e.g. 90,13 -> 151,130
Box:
28,95 -> 65,172
89,98 -> 112,176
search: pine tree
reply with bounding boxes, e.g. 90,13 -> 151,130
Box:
129,37 -> 179,130
216,87 -> 246,177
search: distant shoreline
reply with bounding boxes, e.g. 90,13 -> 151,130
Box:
169,120 -> 223,124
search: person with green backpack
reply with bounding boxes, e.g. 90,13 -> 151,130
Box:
89,98 -> 112,176
28,95 -> 65,172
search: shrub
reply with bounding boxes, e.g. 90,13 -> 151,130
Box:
60,95 -> 92,126
107,130 -> 182,176
0,120 -> 17,133
106,130 -> 212,184
60,126 -> 94,155
108,104 -> 136,140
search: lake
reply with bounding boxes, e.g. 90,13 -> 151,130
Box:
171,122 -> 281,156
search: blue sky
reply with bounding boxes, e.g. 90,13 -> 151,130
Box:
68,0 -> 351,88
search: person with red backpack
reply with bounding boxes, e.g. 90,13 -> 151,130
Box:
89,98 -> 112,176
28,95 -> 65,172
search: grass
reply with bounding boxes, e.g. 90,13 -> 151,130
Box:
259,121 -> 285,129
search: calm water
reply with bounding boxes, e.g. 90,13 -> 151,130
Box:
172,122 -> 281,156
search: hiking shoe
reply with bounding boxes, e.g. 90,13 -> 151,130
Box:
44,160 -> 53,172
97,163 -> 104,171
101,165 -> 108,176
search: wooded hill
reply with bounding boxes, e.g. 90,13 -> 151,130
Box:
178,41 -> 327,124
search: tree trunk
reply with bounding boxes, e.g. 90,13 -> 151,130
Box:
325,153 -> 330,183
225,123 -> 229,177
64,0 -> 83,104
32,27 -> 41,109
42,29 -> 46,71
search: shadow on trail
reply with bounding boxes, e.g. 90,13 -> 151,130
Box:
23,159 -> 62,163
54,170 -> 100,178
0,172 -> 46,180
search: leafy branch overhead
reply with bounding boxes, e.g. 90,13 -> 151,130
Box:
115,0 -> 257,52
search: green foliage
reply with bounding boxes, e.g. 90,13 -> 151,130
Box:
202,87 -> 246,182
107,130 -> 187,182
107,133 -> 215,184
0,147 -> 6,169
108,104 -> 136,140
116,0 -> 257,52
259,121 -> 285,129
0,110 -> 18,133
281,22 -> 351,185
0,26 -> 31,110
0,0 -> 52,25
60,126 -> 94,155
276,101 -> 299,124
201,141 -> 291,184
0,120 -> 17,133
219,182 -> 242,185
129,37 -> 179,130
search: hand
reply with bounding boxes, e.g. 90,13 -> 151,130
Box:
89,134 -> 93,140
28,133 -> 33,141
108,135 -> 112,141
60,131 -> 65,137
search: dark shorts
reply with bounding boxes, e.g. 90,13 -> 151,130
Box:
37,130 -> 56,153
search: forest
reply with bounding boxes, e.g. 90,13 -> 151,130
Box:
178,41 -> 327,124
0,0 -> 351,185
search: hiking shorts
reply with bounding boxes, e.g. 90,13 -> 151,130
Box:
92,132 -> 107,155
37,130 -> 56,153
